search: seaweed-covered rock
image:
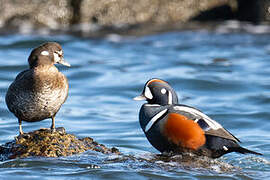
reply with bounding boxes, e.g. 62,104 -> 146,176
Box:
0,128 -> 240,172
0,127 -> 120,161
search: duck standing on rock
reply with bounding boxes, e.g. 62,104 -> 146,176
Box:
5,42 -> 70,135
134,78 -> 261,158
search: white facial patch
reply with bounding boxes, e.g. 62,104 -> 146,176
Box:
56,50 -> 63,56
53,52 -> 61,62
41,51 -> 49,56
161,88 -> 166,94
168,91 -> 172,104
145,109 -> 168,132
144,86 -> 153,99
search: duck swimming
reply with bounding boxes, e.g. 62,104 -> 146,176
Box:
5,42 -> 70,135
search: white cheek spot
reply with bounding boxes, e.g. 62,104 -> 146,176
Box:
144,86 -> 153,99
223,146 -> 228,151
53,52 -> 61,62
161,88 -> 166,94
56,50 -> 63,55
41,51 -> 49,56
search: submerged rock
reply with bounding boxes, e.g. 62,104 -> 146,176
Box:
0,127 -> 120,161
102,152 -> 239,173
152,153 -> 237,172
0,127 -> 242,173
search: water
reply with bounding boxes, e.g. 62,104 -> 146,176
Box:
0,29 -> 270,179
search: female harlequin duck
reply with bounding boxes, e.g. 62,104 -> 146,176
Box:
134,78 -> 261,158
5,42 -> 70,135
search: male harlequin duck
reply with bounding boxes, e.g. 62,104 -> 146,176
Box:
5,42 -> 70,135
134,78 -> 261,158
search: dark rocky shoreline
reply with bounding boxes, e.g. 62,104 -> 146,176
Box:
0,0 -> 269,36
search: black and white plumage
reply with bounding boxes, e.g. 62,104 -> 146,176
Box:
5,42 -> 70,135
134,78 -> 261,158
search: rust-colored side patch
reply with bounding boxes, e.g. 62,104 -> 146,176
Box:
164,113 -> 206,150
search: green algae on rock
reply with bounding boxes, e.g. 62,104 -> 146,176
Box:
0,127 -> 120,160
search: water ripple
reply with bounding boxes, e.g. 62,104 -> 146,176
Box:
0,31 -> 269,179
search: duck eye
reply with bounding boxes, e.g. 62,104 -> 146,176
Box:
161,88 -> 167,94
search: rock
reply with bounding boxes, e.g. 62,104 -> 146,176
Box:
0,0 -> 268,35
79,0 -> 233,25
152,153 -> 238,172
237,0 -> 270,23
0,128 -> 239,172
0,127 -> 120,161
104,153 -> 239,172
0,0 -> 72,31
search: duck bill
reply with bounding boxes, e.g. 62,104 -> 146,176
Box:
58,58 -> 71,67
133,94 -> 146,101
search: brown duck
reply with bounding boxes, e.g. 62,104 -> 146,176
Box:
5,42 -> 70,135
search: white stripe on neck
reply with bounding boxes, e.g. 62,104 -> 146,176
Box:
168,91 -> 172,105
145,109 -> 168,132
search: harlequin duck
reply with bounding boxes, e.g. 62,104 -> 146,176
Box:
134,78 -> 261,158
5,42 -> 70,135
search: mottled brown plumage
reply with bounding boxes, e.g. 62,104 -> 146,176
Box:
5,42 -> 70,135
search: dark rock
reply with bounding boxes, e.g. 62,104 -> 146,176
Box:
0,127 -> 120,161
237,0 -> 270,23
192,4 -> 236,21
70,0 -> 83,24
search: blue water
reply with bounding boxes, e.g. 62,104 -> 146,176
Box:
0,29 -> 270,179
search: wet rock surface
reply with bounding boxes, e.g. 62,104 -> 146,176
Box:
103,153 -> 240,173
0,128 -> 244,173
152,153 -> 237,172
0,127 -> 120,161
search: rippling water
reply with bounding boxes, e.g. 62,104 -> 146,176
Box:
0,29 -> 270,179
